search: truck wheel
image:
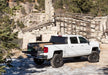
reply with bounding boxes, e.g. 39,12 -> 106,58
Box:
88,51 -> 99,62
33,58 -> 44,65
51,54 -> 64,68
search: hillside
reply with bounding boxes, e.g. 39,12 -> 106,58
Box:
53,0 -> 108,16
8,0 -> 108,16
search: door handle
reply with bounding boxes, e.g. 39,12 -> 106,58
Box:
81,45 -> 84,46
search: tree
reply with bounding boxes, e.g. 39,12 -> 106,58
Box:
37,0 -> 45,10
53,0 -> 108,16
54,0 -> 93,13
74,0 -> 93,13
0,0 -> 18,74
95,0 -> 108,16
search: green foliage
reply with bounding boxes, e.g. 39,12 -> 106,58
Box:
32,11 -> 40,13
54,0 -> 93,13
21,7 -> 26,15
12,5 -> 22,10
0,15 -> 18,52
54,0 -> 63,9
34,4 -> 40,10
14,0 -> 45,11
26,0 -> 33,3
16,0 -> 33,3
0,0 -> 19,73
36,0 -> 45,10
0,0 -> 22,15
54,0 -> 108,16
0,66 -> 6,74
17,21 -> 25,29
94,0 -> 108,16
74,0 -> 93,13
0,0 -> 7,13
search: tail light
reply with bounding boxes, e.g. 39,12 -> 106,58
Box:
58,35 -> 62,37
44,47 -> 48,53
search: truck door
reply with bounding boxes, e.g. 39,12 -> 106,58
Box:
78,37 -> 91,55
68,37 -> 81,57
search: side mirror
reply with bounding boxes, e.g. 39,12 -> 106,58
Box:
88,41 -> 90,45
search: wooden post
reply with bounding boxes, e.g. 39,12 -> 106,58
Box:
76,21 -> 77,35
60,13 -> 62,34
106,16 -> 108,33
75,20 -> 77,35
73,20 -> 75,34
86,22 -> 91,39
77,21 -> 80,35
98,21 -> 100,31
54,13 -> 56,26
71,16 -> 73,34
64,13 -> 65,34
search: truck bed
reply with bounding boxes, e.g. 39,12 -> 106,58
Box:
27,42 -> 53,51
23,42 -> 53,56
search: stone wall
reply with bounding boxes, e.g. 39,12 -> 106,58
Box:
91,16 -> 108,43
19,23 -> 59,49
93,16 -> 108,32
19,15 -> 108,49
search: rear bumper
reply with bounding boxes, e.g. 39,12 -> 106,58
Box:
23,51 -> 47,59
35,55 -> 47,59
36,51 -> 47,59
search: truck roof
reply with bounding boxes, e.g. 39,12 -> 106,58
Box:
53,35 -> 82,37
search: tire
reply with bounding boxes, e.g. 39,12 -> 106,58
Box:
33,58 -> 44,65
51,54 -> 64,68
88,51 -> 99,62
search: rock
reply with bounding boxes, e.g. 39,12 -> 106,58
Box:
10,49 -> 27,59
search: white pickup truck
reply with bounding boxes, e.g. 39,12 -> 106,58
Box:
27,35 -> 100,68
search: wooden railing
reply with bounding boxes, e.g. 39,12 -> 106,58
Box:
22,21 -> 54,33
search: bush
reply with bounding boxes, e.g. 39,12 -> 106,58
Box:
53,0 -> 108,16
21,7 -> 26,15
0,66 -> 6,74
0,0 -> 20,74
17,21 -> 25,29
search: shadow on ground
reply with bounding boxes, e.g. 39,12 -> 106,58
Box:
98,65 -> 108,75
35,57 -> 88,68
64,57 -> 88,63
3,56 -> 47,75
3,56 -> 88,75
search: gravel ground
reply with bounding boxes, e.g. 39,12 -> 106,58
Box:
2,49 -> 108,75
1,56 -> 105,75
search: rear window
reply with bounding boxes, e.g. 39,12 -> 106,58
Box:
50,36 -> 67,44
70,37 -> 78,44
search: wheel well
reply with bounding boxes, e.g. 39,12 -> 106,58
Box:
92,47 -> 99,52
54,50 -> 63,55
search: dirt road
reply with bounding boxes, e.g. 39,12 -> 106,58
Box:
65,49 -> 108,69
3,45 -> 108,75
